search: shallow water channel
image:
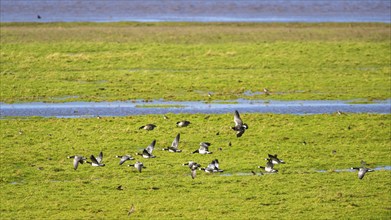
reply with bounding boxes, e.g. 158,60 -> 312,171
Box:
8,166 -> 390,184
221,165 -> 391,176
0,99 -> 390,118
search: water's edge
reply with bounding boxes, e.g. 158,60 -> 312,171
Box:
1,0 -> 390,23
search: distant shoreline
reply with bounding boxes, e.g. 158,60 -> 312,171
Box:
1,0 -> 389,23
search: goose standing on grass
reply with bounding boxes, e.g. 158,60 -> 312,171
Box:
192,142 -> 212,154
267,154 -> 285,164
87,152 -> 105,167
136,140 -> 157,158
162,133 -> 182,152
128,161 -> 146,173
128,204 -> 135,216
351,161 -> 374,179
231,110 -> 248,137
116,155 -> 135,165
67,155 -> 86,170
176,120 -> 191,127
200,159 -> 224,173
258,158 -> 278,173
139,124 -> 157,131
183,161 -> 202,179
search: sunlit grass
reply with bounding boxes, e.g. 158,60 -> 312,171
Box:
1,22 -> 390,103
1,113 -> 390,219
0,22 -> 390,219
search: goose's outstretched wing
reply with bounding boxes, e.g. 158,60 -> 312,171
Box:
96,151 -> 103,163
146,140 -> 156,154
171,133 -> 180,149
233,110 -> 243,127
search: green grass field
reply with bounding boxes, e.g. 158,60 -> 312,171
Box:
1,22 -> 390,103
0,22 -> 390,219
1,113 -> 390,219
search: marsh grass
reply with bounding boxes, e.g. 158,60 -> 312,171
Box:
135,104 -> 185,108
1,113 -> 390,219
1,22 -> 390,103
0,22 -> 390,219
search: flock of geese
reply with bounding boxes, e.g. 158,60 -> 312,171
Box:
68,110 -> 374,180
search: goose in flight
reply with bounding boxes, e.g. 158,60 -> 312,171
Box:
136,140 -> 157,158
162,133 -> 182,152
128,161 -> 146,173
192,142 -> 212,154
231,110 -> 248,137
116,155 -> 135,165
67,155 -> 87,170
87,151 -> 105,167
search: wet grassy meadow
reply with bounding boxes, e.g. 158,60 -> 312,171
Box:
0,22 -> 390,219
1,22 -> 390,103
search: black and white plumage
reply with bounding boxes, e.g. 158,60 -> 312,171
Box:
200,159 -> 223,173
267,154 -> 285,164
87,152 -> 105,167
116,155 -> 135,165
67,155 -> 86,170
192,142 -> 212,154
183,161 -> 202,170
231,110 -> 248,137
139,124 -> 157,130
183,161 -> 201,179
258,158 -> 278,173
128,161 -> 146,173
176,120 -> 191,127
162,133 -> 181,152
351,162 -> 374,179
137,140 -> 157,158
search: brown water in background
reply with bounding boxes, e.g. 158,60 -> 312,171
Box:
1,0 -> 390,23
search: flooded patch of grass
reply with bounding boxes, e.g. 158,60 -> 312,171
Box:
347,99 -> 377,104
